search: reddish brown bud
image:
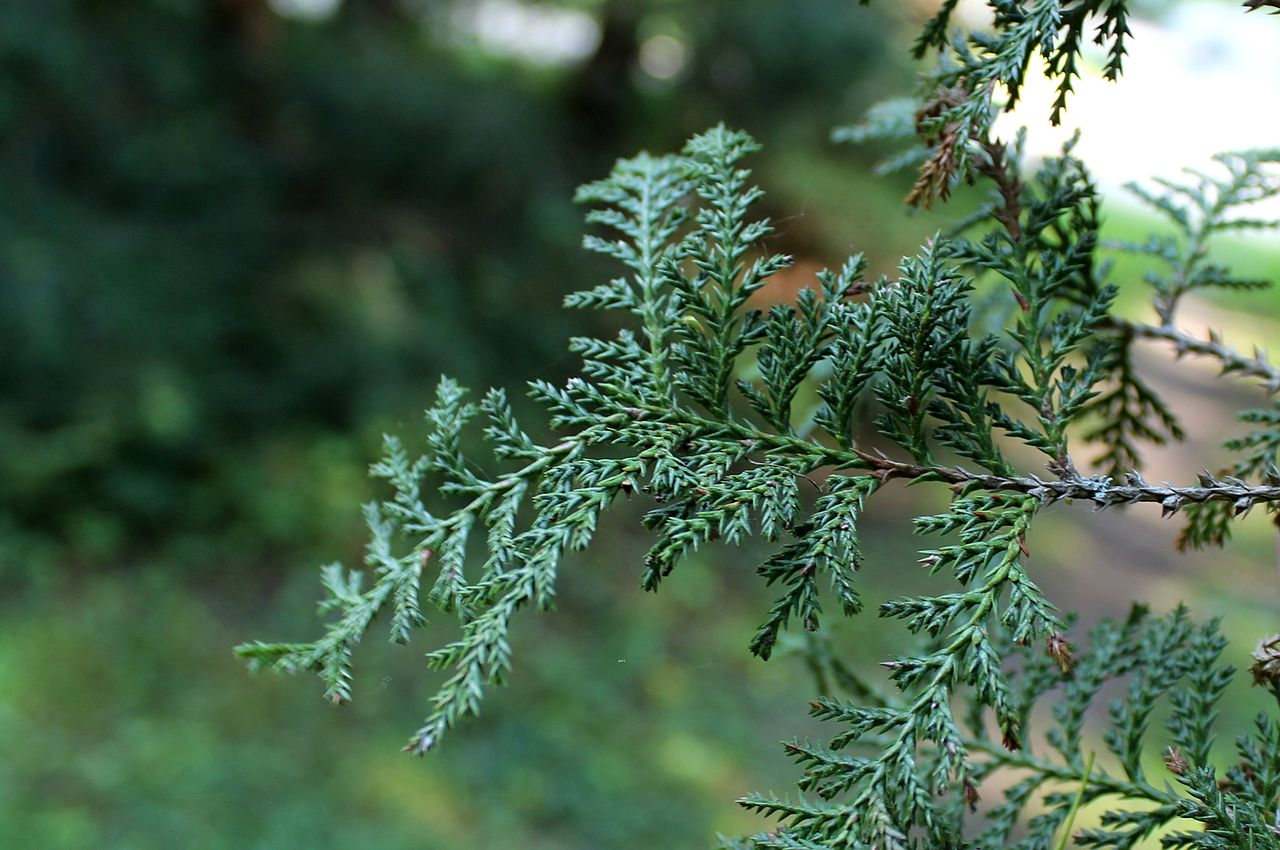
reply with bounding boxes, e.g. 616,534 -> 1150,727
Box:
1001,723 -> 1022,752
1251,633 -> 1280,687
1046,631 -> 1074,675
963,779 -> 981,812
1164,746 -> 1188,776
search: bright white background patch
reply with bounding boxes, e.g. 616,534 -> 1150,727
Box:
268,0 -> 342,21
992,1 -> 1280,199
449,0 -> 602,66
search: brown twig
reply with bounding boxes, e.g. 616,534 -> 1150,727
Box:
849,446 -> 1280,515
1105,317 -> 1280,393
973,138 -> 1024,242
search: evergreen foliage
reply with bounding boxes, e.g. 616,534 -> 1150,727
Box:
243,3 -> 1280,847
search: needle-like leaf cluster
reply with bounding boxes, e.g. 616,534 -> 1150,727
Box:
744,607 -> 1280,850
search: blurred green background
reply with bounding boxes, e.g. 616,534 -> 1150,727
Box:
2,1 -> 1278,848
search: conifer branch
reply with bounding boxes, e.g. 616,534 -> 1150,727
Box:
244,6 -> 1280,845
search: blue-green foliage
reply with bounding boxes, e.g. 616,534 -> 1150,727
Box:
752,608 -> 1280,850
243,118 -> 1280,846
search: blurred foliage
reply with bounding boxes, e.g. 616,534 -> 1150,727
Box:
0,554 -> 836,848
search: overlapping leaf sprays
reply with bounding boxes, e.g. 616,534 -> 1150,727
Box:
243,2 -> 1280,847
241,123 -> 1280,846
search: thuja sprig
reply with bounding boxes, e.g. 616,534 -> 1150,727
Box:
237,126 -> 870,754
1118,150 -> 1280,326
947,135 -> 1118,474
669,127 -> 790,415
741,492 -> 1052,849
956,136 -> 1184,479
